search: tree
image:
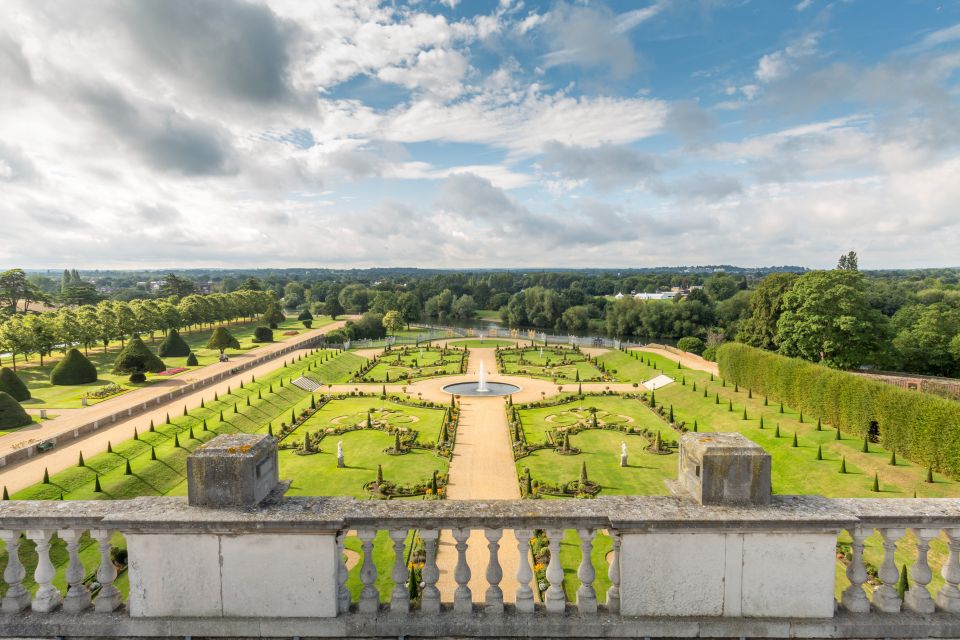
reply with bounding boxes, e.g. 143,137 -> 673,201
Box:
382,310 -> 404,335
338,284 -> 370,313
837,250 -> 859,271
560,305 -> 590,333
0,314 -> 32,370
736,273 -> 798,350
0,269 -> 30,313
704,273 -> 739,301
95,300 -> 117,351
113,336 -> 165,382
25,313 -> 57,366
676,336 -> 706,355
158,329 -> 191,357
397,292 -> 421,328
158,273 -> 196,298
206,327 -> 240,355
253,327 -> 274,343
323,295 -> 345,320
451,294 -> 477,320
50,349 -> 98,385
775,270 -> 886,369
891,304 -> 960,376
74,305 -> 101,355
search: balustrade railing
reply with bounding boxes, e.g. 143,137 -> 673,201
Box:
4,497 -> 960,637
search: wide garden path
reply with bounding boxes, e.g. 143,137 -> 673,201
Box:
433,348 -> 522,605
0,321 -> 348,494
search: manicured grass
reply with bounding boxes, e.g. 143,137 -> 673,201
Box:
474,309 -> 503,321
498,346 -> 608,383
11,316 -> 332,409
356,347 -> 465,383
306,351 -> 371,385
448,339 -> 513,348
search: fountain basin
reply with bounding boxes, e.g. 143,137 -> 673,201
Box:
442,381 -> 521,397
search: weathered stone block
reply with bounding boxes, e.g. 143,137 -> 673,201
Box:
678,432 -> 771,506
187,433 -> 279,507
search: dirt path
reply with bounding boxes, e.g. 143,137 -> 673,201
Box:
435,348 -> 521,605
0,321 -> 348,494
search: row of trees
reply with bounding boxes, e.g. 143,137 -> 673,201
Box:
0,290 -> 276,370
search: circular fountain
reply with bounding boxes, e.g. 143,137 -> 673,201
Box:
442,360 -> 520,397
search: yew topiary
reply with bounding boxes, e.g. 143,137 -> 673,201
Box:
50,349 -> 98,385
0,367 -> 30,401
158,329 -> 191,357
0,391 -> 31,428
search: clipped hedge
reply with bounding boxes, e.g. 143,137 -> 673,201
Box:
717,343 -> 960,477
253,326 -> 274,343
0,367 -> 30,401
158,329 -> 191,357
50,348 -> 98,385
0,391 -> 31,428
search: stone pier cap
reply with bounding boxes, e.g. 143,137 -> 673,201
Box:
14,494 -> 957,534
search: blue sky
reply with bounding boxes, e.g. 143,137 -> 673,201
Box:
1,0 -> 959,269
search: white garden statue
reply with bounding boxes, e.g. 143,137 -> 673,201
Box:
337,440 -> 345,468
620,441 -> 628,468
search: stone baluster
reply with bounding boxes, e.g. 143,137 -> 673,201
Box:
905,528 -> 937,613
484,528 -> 504,613
335,531 -> 351,614
58,529 -> 92,613
872,527 -> 905,613
357,528 -> 379,614
419,529 -> 441,614
606,533 -> 621,614
515,528 -> 535,613
26,530 -> 62,612
452,527 -> 472,613
841,526 -> 870,613
389,529 -> 410,613
937,528 -> 960,612
576,528 -> 597,613
90,529 -> 122,613
0,530 -> 30,613
545,528 -> 566,613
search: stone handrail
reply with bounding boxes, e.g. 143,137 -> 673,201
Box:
5,496 -> 960,638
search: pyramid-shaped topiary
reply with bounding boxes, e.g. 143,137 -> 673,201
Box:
0,367 -> 30,401
185,352 -> 199,366
113,335 -> 165,382
206,327 -> 240,354
50,348 -> 98,385
158,329 -> 191,357
0,391 -> 31,428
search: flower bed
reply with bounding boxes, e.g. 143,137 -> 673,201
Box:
83,383 -> 126,401
157,367 -> 189,376
283,330 -> 299,336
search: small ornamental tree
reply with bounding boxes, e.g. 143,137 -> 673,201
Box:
252,327 -> 274,343
206,327 -> 240,355
676,336 -> 706,355
113,336 -> 165,382
186,352 -> 199,366
0,367 -> 30,401
50,348 -> 98,385
0,391 -> 32,428
297,309 -> 314,322
579,461 -> 589,489
158,329 -> 191,357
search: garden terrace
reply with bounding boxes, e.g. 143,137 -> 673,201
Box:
497,346 -> 609,383
5,496 -> 960,638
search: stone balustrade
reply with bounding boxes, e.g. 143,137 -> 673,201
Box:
4,496 -> 960,637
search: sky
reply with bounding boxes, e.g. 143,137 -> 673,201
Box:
1,0 -> 959,270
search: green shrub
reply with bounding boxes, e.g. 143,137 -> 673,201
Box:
113,336 -> 165,381
158,329 -> 191,357
50,349 -> 98,385
0,367 -> 30,401
207,327 -> 241,354
252,327 -> 274,343
185,352 -> 199,366
702,345 -> 718,362
0,391 -> 31,428
717,342 -> 960,478
677,336 -> 706,355
297,309 -> 313,321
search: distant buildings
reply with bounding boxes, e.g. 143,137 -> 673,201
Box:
613,285 -> 703,302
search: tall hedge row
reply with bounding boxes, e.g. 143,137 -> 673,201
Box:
717,343 -> 960,477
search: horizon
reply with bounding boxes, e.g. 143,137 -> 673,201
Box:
2,1 -> 959,269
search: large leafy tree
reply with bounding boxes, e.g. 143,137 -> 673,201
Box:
159,273 -> 196,298
323,295 -> 344,320
892,304 -> 960,376
775,270 -> 887,369
206,327 -> 240,355
382,310 -> 404,335
0,314 -> 32,370
736,273 -> 798,350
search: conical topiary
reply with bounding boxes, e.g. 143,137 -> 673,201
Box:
50,348 -> 98,385
816,445 -> 823,461
927,466 -> 934,483
2,486 -> 8,500
579,461 -> 589,488
759,416 -> 765,429
78,451 -> 85,467
150,446 -> 157,461
107,441 -> 113,453
890,451 -> 897,466
835,427 -> 841,441
0,391 -> 31,429
525,468 -> 533,497
862,436 -> 869,453
125,459 -> 132,475
0,367 -> 30,401
112,336 -> 165,382
775,424 -> 781,438
158,329 -> 191,357
43,467 -> 49,483
872,472 -> 880,492
376,464 -> 384,485
186,352 -> 199,366
792,432 -> 798,447
840,457 -> 847,474
897,564 -> 909,600
174,434 -> 180,448
693,419 -> 698,432
816,418 -> 822,431
94,475 -> 102,492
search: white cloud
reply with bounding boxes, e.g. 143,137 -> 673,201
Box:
755,33 -> 820,83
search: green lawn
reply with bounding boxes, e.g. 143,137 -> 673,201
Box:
498,346 -> 608,383
10,315 -> 332,410
447,339 -> 513,348
355,347 -> 465,383
305,351 -> 367,385
474,309 -> 503,321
